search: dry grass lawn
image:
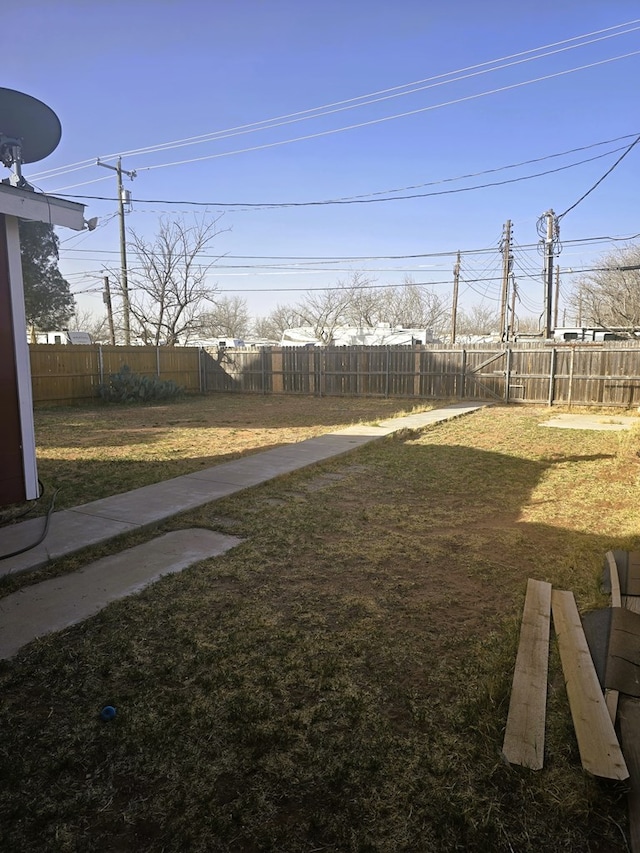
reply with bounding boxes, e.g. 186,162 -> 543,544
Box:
20,394 -> 431,514
1,395 -> 639,852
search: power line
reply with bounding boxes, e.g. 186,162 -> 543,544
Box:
65,133 -> 632,203
558,133 -> 640,218
123,52 -> 640,173
50,143 -> 640,209
59,232 -> 640,272
68,262 -> 637,299
59,230 -> 640,260
28,19 -> 640,182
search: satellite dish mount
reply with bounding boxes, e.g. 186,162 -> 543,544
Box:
0,135 -> 28,188
0,88 -> 62,190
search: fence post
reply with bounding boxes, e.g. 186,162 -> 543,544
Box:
385,347 -> 390,398
272,349 -> 284,393
308,348 -> 315,395
413,349 -> 421,397
505,346 -> 511,403
156,346 -> 161,378
460,349 -> 467,399
98,344 -> 104,386
548,347 -> 557,406
567,347 -> 575,408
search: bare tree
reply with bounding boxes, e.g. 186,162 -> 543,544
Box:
287,272 -> 451,341
339,272 -> 383,327
125,216 -> 226,345
294,288 -> 350,343
67,307 -> 110,343
252,304 -> 303,341
456,303 -> 500,336
568,244 -> 640,329
384,277 -> 450,334
513,313 -> 542,334
201,295 -> 250,339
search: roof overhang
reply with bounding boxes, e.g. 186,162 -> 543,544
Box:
0,183 -> 85,230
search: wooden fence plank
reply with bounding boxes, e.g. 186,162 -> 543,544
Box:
502,578 -> 552,770
551,589 -> 629,780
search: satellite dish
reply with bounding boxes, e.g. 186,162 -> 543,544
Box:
0,88 -> 61,188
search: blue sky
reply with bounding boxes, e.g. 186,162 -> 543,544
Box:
5,0 -> 640,326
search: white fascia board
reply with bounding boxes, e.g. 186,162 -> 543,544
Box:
0,184 -> 85,230
4,215 -> 39,499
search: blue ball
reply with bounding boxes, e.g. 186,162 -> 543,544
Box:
100,705 -> 117,721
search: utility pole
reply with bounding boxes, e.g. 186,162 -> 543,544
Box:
553,266 -> 560,331
96,156 -> 136,344
541,209 -> 557,339
499,220 -> 512,341
103,275 -> 116,345
451,250 -> 460,343
509,273 -> 518,339
577,286 -> 583,326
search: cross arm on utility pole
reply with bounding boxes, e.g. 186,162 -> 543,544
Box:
96,158 -> 137,180
96,157 -> 136,344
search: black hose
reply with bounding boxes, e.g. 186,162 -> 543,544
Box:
0,488 -> 59,561
0,479 -> 45,526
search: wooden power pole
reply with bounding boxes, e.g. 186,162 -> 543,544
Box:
96,157 -> 136,345
499,220 -> 512,341
542,210 -> 557,339
103,275 -> 116,345
451,250 -> 461,343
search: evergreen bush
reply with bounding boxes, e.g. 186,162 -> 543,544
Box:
98,364 -> 184,403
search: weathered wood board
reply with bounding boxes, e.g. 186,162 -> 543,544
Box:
627,553 -> 640,597
606,608 -> 640,698
552,589 -> 629,780
620,697 -> 640,850
502,579 -> 552,770
605,551 -> 622,724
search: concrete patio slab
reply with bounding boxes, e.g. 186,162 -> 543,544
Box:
539,414 -> 639,431
0,528 -> 242,659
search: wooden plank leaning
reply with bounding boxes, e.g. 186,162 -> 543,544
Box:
552,589 -> 629,780
605,551 -> 622,725
502,578 -> 552,770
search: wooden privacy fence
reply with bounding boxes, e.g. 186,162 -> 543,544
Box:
28,342 -> 640,407
30,344 -> 201,404
203,343 -> 640,408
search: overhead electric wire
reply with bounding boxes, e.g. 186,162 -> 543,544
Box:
50,142 -> 640,208
70,132 -> 634,204
457,245 -> 504,302
28,18 -> 640,182
67,261 -> 635,299
558,133 -> 640,218
58,230 -> 640,265
122,53 -> 640,173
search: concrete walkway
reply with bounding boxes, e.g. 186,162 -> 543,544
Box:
0,529 -> 242,659
0,402 -> 484,579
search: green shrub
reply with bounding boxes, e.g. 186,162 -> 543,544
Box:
98,364 -> 184,403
